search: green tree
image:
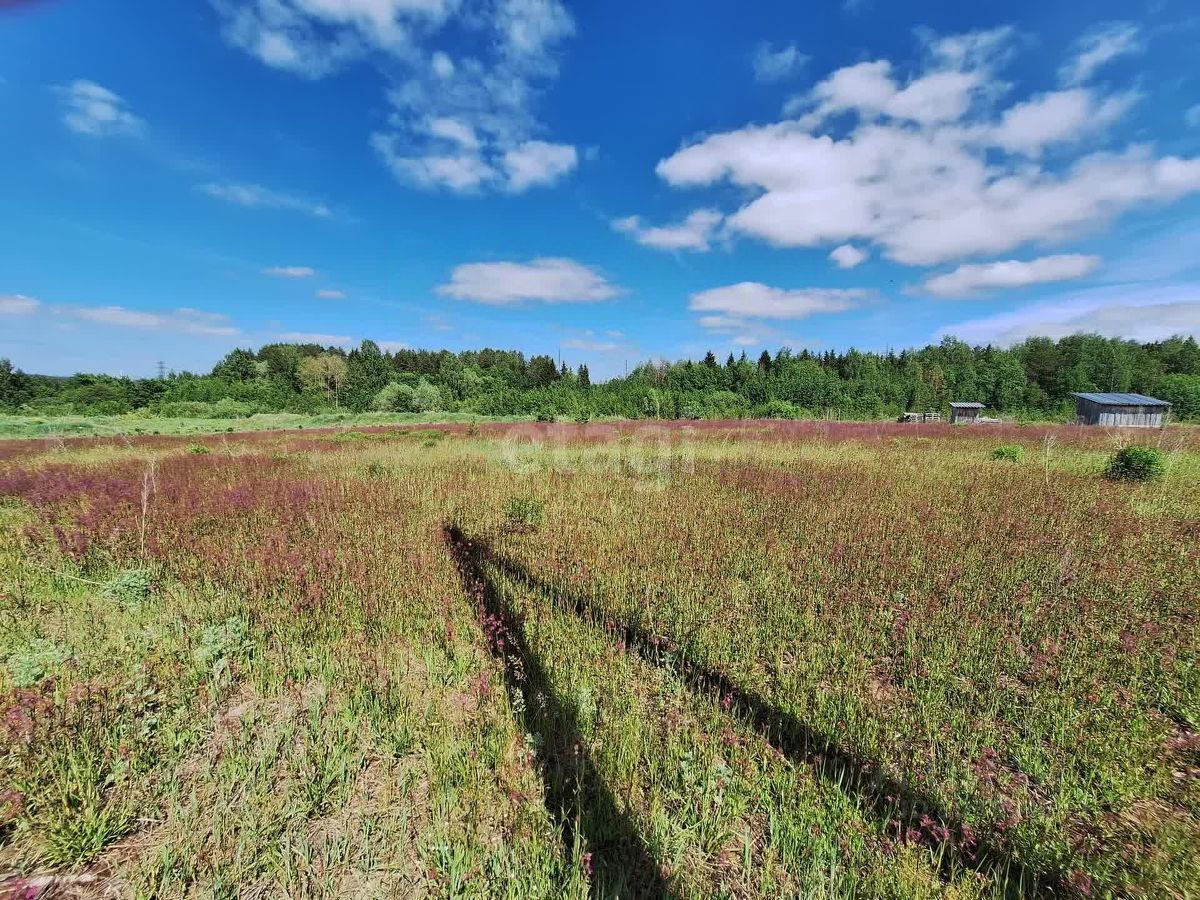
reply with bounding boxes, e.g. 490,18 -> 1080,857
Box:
0,358 -> 32,409
1158,374 -> 1200,420
211,349 -> 258,381
299,354 -> 348,408
526,355 -> 559,389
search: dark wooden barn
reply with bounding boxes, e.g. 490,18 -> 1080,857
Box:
1071,393 -> 1171,428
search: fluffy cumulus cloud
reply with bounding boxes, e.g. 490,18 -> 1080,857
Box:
213,0 -> 580,193
753,42 -> 808,83
639,27 -> 1200,268
56,80 -> 144,137
690,283 -> 869,321
0,294 -> 41,315
212,0 -> 457,78
613,209 -> 723,251
200,182 -> 332,217
940,283 -> 1200,345
829,244 -> 867,268
436,258 -> 620,304
921,254 -> 1100,297
263,265 -> 316,278
501,140 -> 579,191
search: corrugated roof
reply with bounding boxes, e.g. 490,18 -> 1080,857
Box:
949,402 -> 985,408
1070,392 -> 1171,406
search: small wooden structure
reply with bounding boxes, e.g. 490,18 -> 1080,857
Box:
949,402 -> 985,424
1071,392 -> 1170,428
898,410 -> 941,423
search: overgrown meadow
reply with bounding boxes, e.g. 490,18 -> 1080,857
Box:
0,422 -> 1197,899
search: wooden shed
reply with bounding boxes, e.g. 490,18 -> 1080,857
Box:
949,402 -> 985,424
1071,392 -> 1171,427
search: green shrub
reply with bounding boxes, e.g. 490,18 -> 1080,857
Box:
991,445 -> 1024,462
1104,446 -> 1166,482
504,495 -> 544,532
187,444 -> 210,454
194,617 -> 253,692
371,381 -> 416,413
103,569 -> 154,608
759,399 -> 804,420
6,637 -> 68,687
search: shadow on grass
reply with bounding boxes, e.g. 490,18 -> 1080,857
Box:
443,525 -> 678,900
455,528 -> 1074,900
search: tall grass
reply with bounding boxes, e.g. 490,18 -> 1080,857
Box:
1,422 -> 1197,897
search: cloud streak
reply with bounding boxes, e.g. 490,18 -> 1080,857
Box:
938,283 -> 1200,345
263,265 -> 316,278
690,283 -> 869,320
437,258 -> 621,305
921,254 -> 1101,297
200,182 -> 332,218
56,80 -> 144,137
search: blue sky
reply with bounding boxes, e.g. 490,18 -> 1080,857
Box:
2,0 -> 1200,380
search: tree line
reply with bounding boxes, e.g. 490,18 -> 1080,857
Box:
2,333 -> 1199,422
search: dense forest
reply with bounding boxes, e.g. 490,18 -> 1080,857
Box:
2,333 -> 1200,422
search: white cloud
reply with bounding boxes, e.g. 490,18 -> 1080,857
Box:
371,135 -> 496,191
648,28 -> 1200,267
431,51 -> 454,78
56,80 -> 144,137
65,305 -> 239,336
437,258 -> 620,305
377,340 -> 411,352
987,89 -> 1136,156
263,265 -> 316,278
215,0 -> 578,194
217,0 -> 578,194
501,140 -> 578,191
690,283 -> 869,320
277,331 -> 354,346
921,254 -> 1101,297
753,42 -> 808,83
212,0 -> 457,78
3,293 -> 238,336
613,209 -> 723,251
0,294 -> 40,315
829,244 -> 867,268
425,117 -> 480,150
1060,22 -> 1142,87
200,182 -> 332,217
786,49 -> 993,126
939,283 -> 1200,345
316,288 -> 347,299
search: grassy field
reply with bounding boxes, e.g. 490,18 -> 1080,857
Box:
0,411 -> 532,441
0,421 -> 1197,898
